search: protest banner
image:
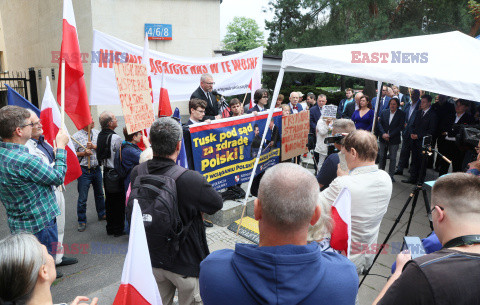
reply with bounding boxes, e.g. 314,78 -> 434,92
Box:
90,30 -> 263,105
113,62 -> 155,133
281,111 -> 310,161
322,104 -> 338,118
189,110 -> 282,190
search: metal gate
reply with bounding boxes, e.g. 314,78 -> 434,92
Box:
0,67 -> 38,108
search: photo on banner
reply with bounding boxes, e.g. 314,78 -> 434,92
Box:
189,111 -> 283,190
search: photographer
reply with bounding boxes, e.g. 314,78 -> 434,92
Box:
315,119 -> 356,190
438,99 -> 475,176
374,173 -> 480,304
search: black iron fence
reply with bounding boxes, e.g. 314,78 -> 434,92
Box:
0,68 -> 38,108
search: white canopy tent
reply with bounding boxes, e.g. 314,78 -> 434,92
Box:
280,31 -> 480,103
245,31 -> 480,204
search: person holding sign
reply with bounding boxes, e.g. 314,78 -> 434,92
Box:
190,73 -> 221,121
314,115 -> 332,175
351,95 -> 374,131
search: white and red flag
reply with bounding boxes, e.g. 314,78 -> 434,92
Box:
57,0 -> 92,130
113,200 -> 162,305
158,72 -> 172,117
248,67 -> 262,109
330,187 -> 352,257
41,77 -> 82,185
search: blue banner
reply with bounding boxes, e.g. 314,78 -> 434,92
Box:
189,111 -> 282,190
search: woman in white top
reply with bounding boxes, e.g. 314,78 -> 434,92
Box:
314,115 -> 332,174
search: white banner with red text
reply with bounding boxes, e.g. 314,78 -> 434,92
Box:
90,30 -> 263,105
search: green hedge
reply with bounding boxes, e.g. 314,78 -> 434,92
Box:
279,85 -> 346,106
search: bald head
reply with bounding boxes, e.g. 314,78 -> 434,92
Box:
99,111 -> 117,130
258,163 -> 320,231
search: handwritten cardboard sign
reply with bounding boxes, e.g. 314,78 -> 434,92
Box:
281,111 -> 310,161
114,63 -> 155,134
322,104 -> 338,118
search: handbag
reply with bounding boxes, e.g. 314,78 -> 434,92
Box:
103,167 -> 123,193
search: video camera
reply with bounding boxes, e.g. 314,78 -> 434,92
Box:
324,133 -> 345,145
455,124 -> 480,150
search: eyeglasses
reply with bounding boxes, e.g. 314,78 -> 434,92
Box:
21,122 -> 35,128
428,205 -> 444,221
195,109 -> 205,114
204,82 -> 215,85
32,119 -> 42,126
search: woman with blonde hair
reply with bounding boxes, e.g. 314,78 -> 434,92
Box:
0,234 -> 97,305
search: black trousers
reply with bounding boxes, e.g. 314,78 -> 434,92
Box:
105,190 -> 126,235
438,139 -> 466,176
397,136 -> 413,171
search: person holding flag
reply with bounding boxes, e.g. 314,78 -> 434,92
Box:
25,110 -> 78,268
308,130 -> 392,275
72,120 -> 106,233
0,106 -> 69,267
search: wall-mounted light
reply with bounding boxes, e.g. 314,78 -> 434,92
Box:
51,68 -> 55,80
38,69 -> 42,80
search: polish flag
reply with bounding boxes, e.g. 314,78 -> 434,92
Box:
57,0 -> 92,130
41,77 -> 82,185
248,69 -> 262,109
330,187 -> 352,257
158,72 -> 172,117
113,200 -> 162,305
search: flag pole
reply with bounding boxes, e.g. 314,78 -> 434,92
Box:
61,59 -> 66,130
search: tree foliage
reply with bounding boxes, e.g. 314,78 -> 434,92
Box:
222,17 -> 266,52
263,0 -> 479,90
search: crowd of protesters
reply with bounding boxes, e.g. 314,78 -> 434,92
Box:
1,73 -> 480,305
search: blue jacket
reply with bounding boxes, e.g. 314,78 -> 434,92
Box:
120,141 -> 142,190
309,105 -> 322,133
402,101 -> 420,138
372,96 -> 391,113
247,104 -> 266,114
200,242 -> 358,305
289,102 -> 304,114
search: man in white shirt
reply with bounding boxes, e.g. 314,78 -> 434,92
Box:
308,130 -> 392,274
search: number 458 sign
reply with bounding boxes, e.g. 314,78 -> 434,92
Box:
145,24 -> 172,40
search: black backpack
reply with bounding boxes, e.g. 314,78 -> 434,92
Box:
126,162 -> 190,266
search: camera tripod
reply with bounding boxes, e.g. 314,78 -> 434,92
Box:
359,144 -> 451,287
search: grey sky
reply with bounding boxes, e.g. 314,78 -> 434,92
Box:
220,0 -> 273,43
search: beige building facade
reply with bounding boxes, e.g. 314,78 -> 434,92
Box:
0,0 -> 220,121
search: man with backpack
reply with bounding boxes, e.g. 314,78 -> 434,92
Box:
127,117 -> 223,305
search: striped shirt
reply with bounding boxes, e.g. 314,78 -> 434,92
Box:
0,142 -> 66,234
72,129 -> 99,167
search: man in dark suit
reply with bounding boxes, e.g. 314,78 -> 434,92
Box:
337,88 -> 354,119
342,92 -> 363,119
190,73 -> 220,121
395,89 -> 421,176
438,99 -> 476,175
247,89 -> 268,114
309,94 -> 326,133
372,85 -> 391,113
288,91 -> 304,114
378,98 -> 406,181
402,94 -> 438,184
